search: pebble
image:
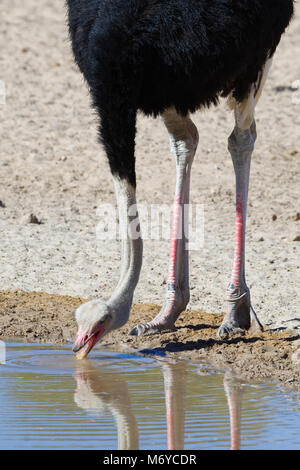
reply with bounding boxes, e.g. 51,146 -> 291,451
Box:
293,235 -> 300,242
0,200 -> 5,208
20,213 -> 42,225
292,213 -> 300,221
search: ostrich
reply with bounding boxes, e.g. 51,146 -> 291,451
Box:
67,0 -> 294,359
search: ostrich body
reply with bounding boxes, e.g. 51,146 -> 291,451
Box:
67,0 -> 294,359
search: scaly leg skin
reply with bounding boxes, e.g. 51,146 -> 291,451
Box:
218,100 -> 265,340
130,108 -> 198,336
219,60 -> 273,340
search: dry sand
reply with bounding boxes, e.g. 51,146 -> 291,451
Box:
0,1 -> 299,385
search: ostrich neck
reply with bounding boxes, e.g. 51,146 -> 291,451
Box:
107,177 -> 143,329
111,406 -> 139,450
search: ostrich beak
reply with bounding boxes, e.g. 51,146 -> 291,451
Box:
72,325 -> 106,360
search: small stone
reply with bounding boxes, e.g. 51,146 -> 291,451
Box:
0,200 -> 5,208
293,235 -> 300,242
29,214 -> 42,224
272,214 -> 277,221
279,351 -> 288,359
275,85 -> 286,92
292,213 -> 300,221
258,236 -> 264,242
21,213 -> 42,225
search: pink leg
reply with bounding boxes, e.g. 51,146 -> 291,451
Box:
231,193 -> 245,290
218,62 -> 274,339
219,120 -> 263,339
130,108 -> 198,336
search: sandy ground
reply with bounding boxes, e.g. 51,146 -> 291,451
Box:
0,1 -> 299,385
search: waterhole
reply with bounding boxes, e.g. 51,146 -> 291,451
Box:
0,341 -> 299,450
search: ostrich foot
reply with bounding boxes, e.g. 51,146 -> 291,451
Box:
130,290 -> 188,336
129,319 -> 175,336
218,288 -> 264,340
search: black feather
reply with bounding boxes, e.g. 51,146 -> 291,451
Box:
66,0 -> 294,185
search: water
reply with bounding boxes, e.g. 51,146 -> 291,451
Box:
0,341 -> 299,450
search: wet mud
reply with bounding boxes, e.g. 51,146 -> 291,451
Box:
0,290 -> 299,391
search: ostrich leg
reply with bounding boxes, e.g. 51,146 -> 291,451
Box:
218,59 -> 273,339
130,108 -> 198,336
218,120 -> 262,339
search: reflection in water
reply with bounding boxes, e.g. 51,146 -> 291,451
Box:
162,361 -> 186,450
224,371 -> 244,450
74,361 -> 139,450
73,359 -> 242,450
2,343 -> 299,450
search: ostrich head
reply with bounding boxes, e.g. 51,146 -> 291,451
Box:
72,300 -> 114,360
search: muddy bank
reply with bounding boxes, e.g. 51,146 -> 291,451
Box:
0,290 -> 299,392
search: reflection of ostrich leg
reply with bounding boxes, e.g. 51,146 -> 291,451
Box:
74,362 -> 139,450
224,371 -> 244,450
162,362 -> 186,450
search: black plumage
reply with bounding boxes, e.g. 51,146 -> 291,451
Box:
66,0 -> 294,185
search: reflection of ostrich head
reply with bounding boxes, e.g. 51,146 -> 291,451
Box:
74,362 -> 139,450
